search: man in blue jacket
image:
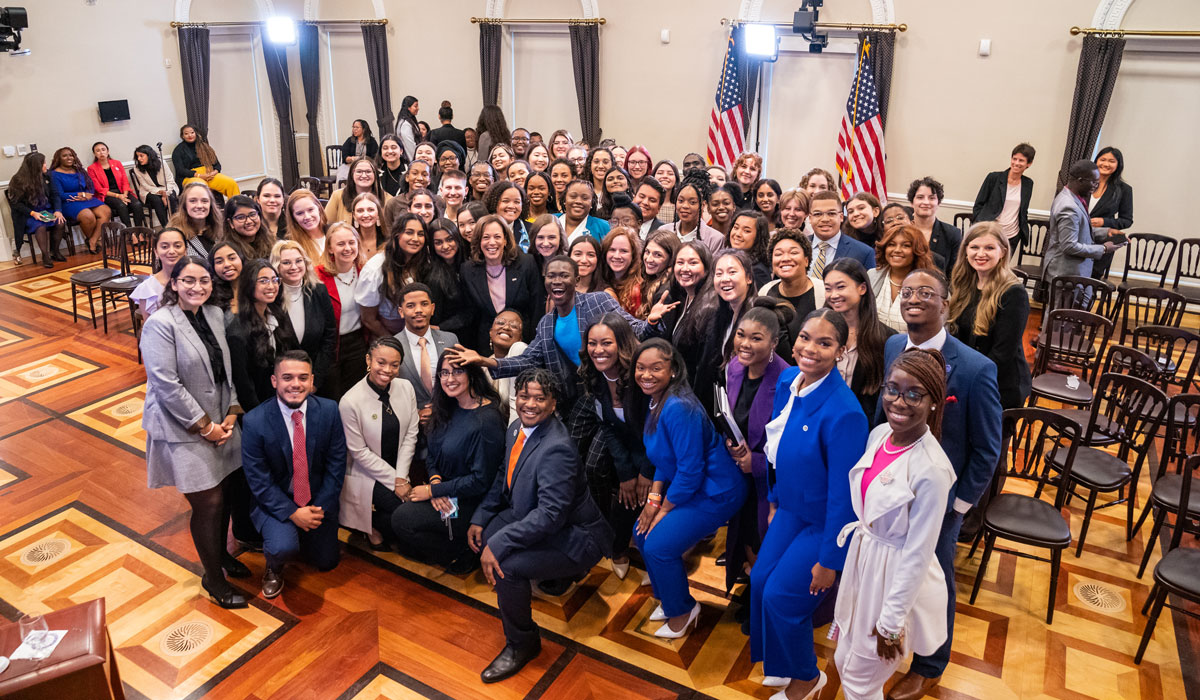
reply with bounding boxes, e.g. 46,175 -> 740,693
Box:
808,190 -> 876,276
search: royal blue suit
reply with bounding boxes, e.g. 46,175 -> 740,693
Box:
751,367 -> 867,681
634,394 -> 745,618
813,233 -> 876,271
242,395 -> 347,571
877,332 -> 1003,678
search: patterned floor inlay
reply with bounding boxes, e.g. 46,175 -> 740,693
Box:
0,325 -> 29,348
0,506 -> 289,700
0,261 -> 110,314
66,383 -> 147,453
0,352 -> 100,405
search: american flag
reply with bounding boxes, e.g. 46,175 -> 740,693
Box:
835,39 -> 887,202
707,29 -> 745,169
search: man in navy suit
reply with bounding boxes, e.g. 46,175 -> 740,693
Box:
877,268 -> 1002,700
242,350 -> 347,599
808,190 -> 875,276
467,369 -> 612,683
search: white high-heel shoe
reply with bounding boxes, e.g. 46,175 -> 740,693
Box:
769,671 -> 826,700
649,604 -> 666,621
761,676 -> 790,687
653,602 -> 700,639
612,558 -> 630,580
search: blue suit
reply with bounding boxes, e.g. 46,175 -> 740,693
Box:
812,233 -> 876,271
242,395 -> 347,571
877,332 -> 1002,678
635,394 -> 745,618
751,368 -> 867,680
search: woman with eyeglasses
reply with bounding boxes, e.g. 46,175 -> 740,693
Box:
271,240 -> 338,397
221,195 -> 276,262
833,348 -> 955,700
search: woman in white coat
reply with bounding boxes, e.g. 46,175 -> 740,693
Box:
832,348 -> 956,700
338,336 -> 420,549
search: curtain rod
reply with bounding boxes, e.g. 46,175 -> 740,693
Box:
471,17 -> 605,25
170,19 -> 387,28
1071,26 -> 1200,37
720,18 -> 907,32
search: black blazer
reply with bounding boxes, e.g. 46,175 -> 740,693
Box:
428,124 -> 468,152
972,170 -> 1034,244
1089,180 -> 1134,230
227,314 -> 299,410
593,389 -> 655,482
296,285 -> 338,394
930,219 -> 963,278
340,136 -> 379,164
952,283 -> 1032,409
471,416 -> 613,565
460,252 -> 542,352
849,324 -> 898,418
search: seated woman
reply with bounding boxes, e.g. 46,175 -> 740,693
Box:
171,124 -> 240,200
751,178 -> 782,232
638,230 -> 680,319
752,309 -> 868,699
393,352 -> 506,573
376,134 -> 408,197
727,210 -> 772,287
576,314 -> 655,580
131,227 -> 187,319
759,229 -> 823,358
208,242 -> 244,313
316,223 -> 368,399
844,192 -> 884,251
339,337 -> 421,550
603,227 -> 644,315
271,240 -> 338,396
285,189 -> 330,265
49,146 -> 112,253
833,348 -> 955,700
169,182 -> 222,259
255,178 -> 288,238
7,152 -> 67,267
633,338 -> 746,638
352,192 -> 386,260
338,119 -> 379,183
326,155 -> 391,226
221,195 -> 276,262
823,259 -> 895,418
948,222 -> 1031,409
130,145 -> 179,227
460,214 -> 541,350
356,213 -> 431,338
226,259 -> 298,410
867,225 -> 935,332
778,189 -> 809,232
88,141 -> 144,227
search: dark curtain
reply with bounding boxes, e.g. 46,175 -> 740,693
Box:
1058,34 -> 1125,188
479,21 -> 502,107
177,27 -> 211,137
733,24 -> 763,142
261,40 -> 300,192
361,24 -> 394,136
298,22 -> 324,177
568,23 -> 601,145
858,30 -> 896,129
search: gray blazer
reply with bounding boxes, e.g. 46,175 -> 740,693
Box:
141,304 -> 240,443
394,327 -> 459,407
1042,187 -> 1105,280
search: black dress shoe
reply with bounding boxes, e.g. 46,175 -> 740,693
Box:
481,641 -> 541,683
51,251 -> 67,262
201,576 -> 249,609
222,553 -> 252,579
445,554 -> 480,576
536,578 -> 574,597
715,552 -> 728,566
261,568 -> 284,599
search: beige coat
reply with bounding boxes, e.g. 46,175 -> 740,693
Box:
337,375 -> 420,532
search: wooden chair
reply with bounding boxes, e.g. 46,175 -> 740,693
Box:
1043,274 -> 1118,319
69,222 -> 124,327
1049,373 -> 1168,556
1054,344 -> 1162,447
1135,454 -> 1200,664
320,144 -> 343,195
1131,395 -> 1200,578
99,228 -> 153,333
1113,286 -> 1185,344
1029,309 -> 1113,408
1016,217 -> 1050,293
1171,238 -> 1200,314
953,212 -> 973,233
969,407 -> 1081,623
1119,233 -> 1177,289
1130,325 -> 1200,397
298,176 -> 323,195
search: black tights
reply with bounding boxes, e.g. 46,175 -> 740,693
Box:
183,472 -> 233,586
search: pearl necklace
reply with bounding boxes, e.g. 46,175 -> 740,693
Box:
882,434 -> 923,455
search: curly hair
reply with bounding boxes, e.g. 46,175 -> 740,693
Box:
514,367 -> 563,408
483,180 -> 530,223
578,313 -> 640,402
799,167 -> 835,192
906,176 -> 945,203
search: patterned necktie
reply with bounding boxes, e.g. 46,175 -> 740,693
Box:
814,241 -> 831,279
291,410 -> 310,507
506,430 -> 527,489
417,337 -> 433,394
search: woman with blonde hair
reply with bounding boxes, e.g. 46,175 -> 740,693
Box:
867,225 -> 935,332
271,239 -> 338,395
948,222 -> 1030,408
317,222 -> 369,398
285,188 -> 330,266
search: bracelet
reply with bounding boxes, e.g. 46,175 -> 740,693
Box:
200,423 -> 216,437
429,476 -> 442,484
647,492 -> 662,503
646,501 -> 660,509
396,477 -> 410,485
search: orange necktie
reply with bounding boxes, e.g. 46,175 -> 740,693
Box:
506,430 -> 527,489
417,336 -> 433,393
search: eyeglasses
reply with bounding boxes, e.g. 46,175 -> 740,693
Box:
881,382 -> 929,407
882,216 -> 908,226
492,318 -> 522,330
256,276 -> 281,286
177,276 -> 212,288
232,212 -> 260,223
809,210 -> 841,219
899,286 -> 943,302
437,367 -> 467,378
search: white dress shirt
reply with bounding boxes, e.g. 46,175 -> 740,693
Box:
809,232 -> 842,275
278,397 -> 308,445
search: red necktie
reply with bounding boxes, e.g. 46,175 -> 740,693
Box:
291,410 -> 311,507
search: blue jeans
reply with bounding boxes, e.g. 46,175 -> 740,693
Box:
909,510 -> 964,678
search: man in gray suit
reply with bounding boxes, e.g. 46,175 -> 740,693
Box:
1042,160 -> 1124,292
394,282 -> 459,426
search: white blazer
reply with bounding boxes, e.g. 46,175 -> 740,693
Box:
833,423 -> 956,656
868,267 -> 906,332
337,375 -> 420,532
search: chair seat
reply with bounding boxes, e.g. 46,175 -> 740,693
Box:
1031,372 -> 1094,403
71,268 -> 121,285
985,493 -> 1071,546
101,274 -> 147,293
1016,264 -> 1042,280
1057,409 -> 1116,445
1052,446 -> 1131,490
1154,547 -> 1200,594
1150,474 -> 1200,515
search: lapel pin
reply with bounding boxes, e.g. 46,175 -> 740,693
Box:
880,473 -> 894,485
371,414 -> 378,420
802,425 -> 809,432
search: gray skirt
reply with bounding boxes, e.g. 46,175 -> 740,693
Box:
146,431 -> 241,494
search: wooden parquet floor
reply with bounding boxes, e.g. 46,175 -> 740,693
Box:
0,255 -> 1197,699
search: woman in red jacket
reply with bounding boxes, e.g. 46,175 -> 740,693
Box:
87,141 -> 145,227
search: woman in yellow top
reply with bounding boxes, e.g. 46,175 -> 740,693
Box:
171,124 -> 241,200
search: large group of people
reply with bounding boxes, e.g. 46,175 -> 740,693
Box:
11,100 -> 1141,698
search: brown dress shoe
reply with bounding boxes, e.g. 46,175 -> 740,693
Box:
261,568 -> 284,599
886,671 -> 941,700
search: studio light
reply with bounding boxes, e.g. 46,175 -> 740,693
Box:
743,23 -> 778,62
265,16 -> 296,45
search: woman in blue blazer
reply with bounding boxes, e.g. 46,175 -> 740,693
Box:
751,308 -> 869,699
633,338 -> 746,639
